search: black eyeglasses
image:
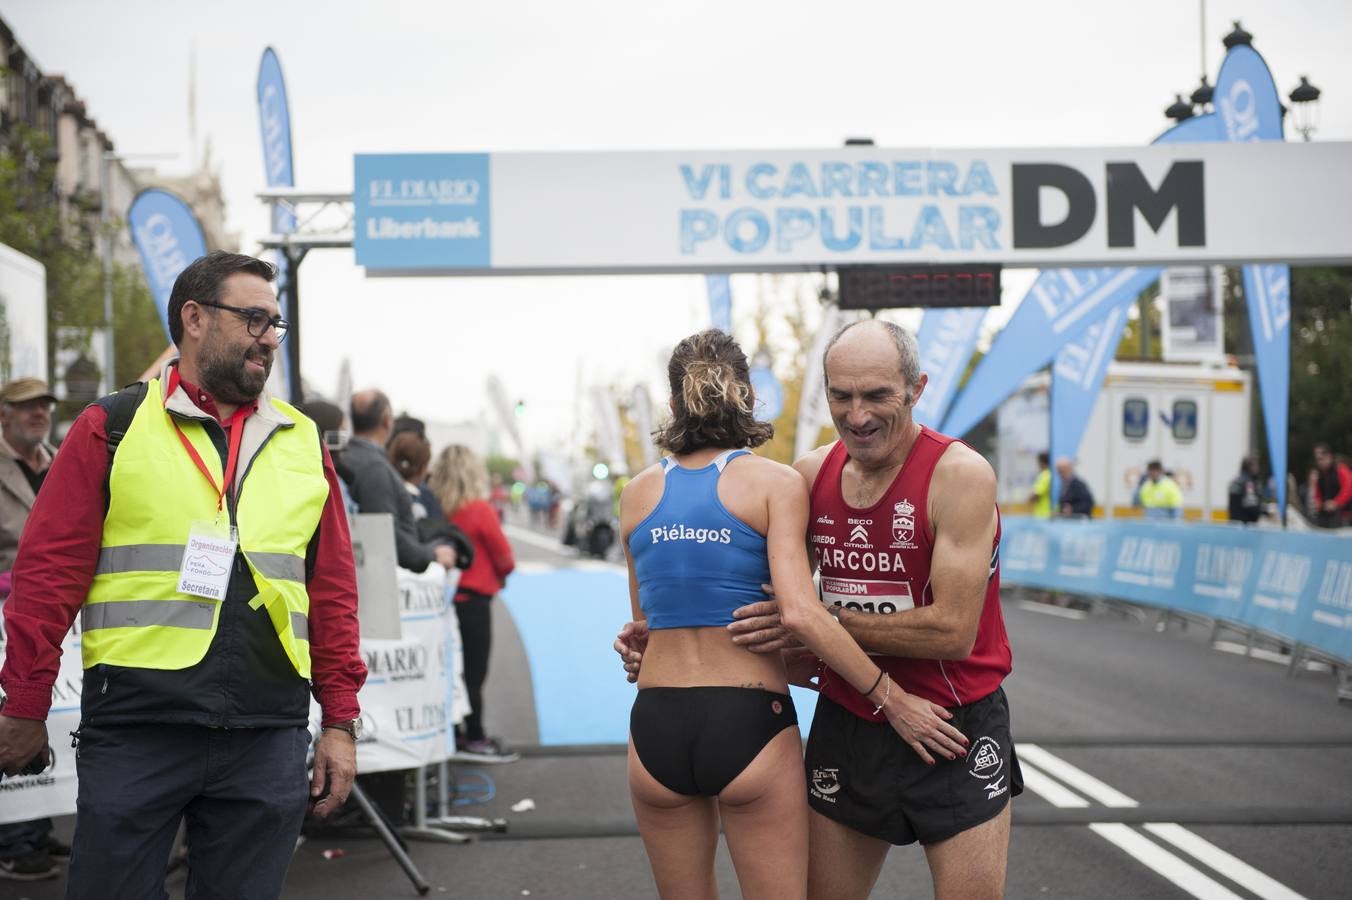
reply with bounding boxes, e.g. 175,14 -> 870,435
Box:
194,300 -> 290,342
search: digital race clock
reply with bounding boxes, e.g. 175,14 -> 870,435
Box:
836,265 -> 1002,309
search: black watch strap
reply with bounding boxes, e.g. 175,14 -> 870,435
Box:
323,720 -> 357,739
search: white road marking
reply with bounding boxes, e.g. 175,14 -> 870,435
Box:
1143,824 -> 1310,900
1025,747 -> 1308,900
1018,759 -> 1090,808
1088,824 -> 1246,900
1016,600 -> 1088,620
1019,744 -> 1139,808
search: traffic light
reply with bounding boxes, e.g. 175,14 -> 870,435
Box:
514,399 -> 525,417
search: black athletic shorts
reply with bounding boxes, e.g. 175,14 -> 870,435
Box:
631,687 -> 798,796
804,686 -> 1022,846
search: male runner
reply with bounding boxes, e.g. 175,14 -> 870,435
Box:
617,319 -> 1018,899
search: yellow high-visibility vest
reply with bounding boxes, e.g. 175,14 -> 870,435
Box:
82,378 -> 329,678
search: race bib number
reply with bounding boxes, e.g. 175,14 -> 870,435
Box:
820,577 -> 915,615
177,521 -> 238,601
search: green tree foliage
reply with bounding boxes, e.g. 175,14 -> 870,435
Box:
0,123 -> 167,402
1287,267 -> 1352,484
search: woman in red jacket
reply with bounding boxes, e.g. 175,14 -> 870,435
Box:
430,445 -> 518,762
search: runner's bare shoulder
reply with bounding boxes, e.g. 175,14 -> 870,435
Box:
931,442 -> 997,522
793,444 -> 834,491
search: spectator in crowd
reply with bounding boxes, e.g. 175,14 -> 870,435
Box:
1136,459 -> 1184,519
1228,456 -> 1266,525
1309,444 -> 1352,529
0,252 -> 365,897
342,389 -> 459,572
388,431 -> 438,521
388,433 -> 474,567
488,473 -> 510,521
303,399 -> 355,516
0,377 -> 63,882
430,445 -> 518,763
1028,451 -> 1051,518
1055,457 -> 1095,518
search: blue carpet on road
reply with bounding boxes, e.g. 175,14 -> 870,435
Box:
502,569 -> 817,745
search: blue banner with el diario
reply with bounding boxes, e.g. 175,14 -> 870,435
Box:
1001,517 -> 1352,662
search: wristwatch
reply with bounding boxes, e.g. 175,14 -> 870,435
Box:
323,719 -> 362,741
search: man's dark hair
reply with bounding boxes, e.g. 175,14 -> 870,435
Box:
303,400 -> 346,435
1147,459 -> 1163,471
350,390 -> 391,434
1037,452 -> 1050,468
390,415 -> 427,445
167,251 -> 277,344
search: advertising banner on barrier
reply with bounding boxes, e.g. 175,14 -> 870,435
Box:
1000,517 -> 1352,663
352,142 -> 1352,275
0,604 -> 81,823
706,274 -> 732,333
128,188 -> 209,342
0,566 -> 469,821
340,566 -> 468,775
912,307 -> 986,428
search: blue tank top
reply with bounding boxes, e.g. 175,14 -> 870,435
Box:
630,449 -> 771,629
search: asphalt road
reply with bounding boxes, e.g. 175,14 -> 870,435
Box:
8,520 -> 1350,900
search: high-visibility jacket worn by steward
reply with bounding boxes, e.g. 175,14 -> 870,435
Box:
82,375 -> 329,683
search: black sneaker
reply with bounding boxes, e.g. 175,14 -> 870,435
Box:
0,850 -> 60,881
451,737 -> 520,764
45,835 -> 71,861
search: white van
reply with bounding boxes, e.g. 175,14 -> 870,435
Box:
995,361 -> 1252,521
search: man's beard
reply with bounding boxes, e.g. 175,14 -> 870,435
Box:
198,340 -> 272,404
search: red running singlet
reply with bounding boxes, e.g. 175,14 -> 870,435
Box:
809,427 -> 1010,715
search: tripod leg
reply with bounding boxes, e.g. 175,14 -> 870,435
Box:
347,782 -> 431,896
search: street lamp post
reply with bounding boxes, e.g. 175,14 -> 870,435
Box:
1288,76 -> 1322,142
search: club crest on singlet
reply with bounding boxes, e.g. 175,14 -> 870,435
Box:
891,498 -> 918,549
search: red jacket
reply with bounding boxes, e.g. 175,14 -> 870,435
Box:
1311,461 -> 1352,509
0,383 -> 365,726
450,499 -> 515,599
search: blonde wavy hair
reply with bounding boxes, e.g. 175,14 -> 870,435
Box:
653,329 -> 773,454
429,444 -> 489,515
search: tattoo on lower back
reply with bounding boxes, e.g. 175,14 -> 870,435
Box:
741,681 -> 765,689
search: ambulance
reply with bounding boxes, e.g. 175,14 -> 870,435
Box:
994,361 -> 1252,521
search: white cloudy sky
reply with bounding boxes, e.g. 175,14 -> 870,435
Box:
3,0 -> 1348,452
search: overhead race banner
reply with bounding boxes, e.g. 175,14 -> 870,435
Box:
1049,300 -> 1132,504
352,143 -> 1352,275
706,274 -> 732,333
912,307 -> 986,428
256,46 -> 295,398
128,188 -> 209,342
940,110 -> 1224,439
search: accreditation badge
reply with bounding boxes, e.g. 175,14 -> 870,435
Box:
177,520 -> 239,601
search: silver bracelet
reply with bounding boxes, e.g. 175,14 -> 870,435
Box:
870,672 -> 891,716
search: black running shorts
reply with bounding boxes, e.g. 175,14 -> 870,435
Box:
804,686 -> 1022,846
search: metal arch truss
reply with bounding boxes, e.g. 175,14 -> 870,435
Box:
256,189 -> 354,252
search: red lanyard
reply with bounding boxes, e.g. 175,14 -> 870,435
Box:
165,368 -> 249,513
